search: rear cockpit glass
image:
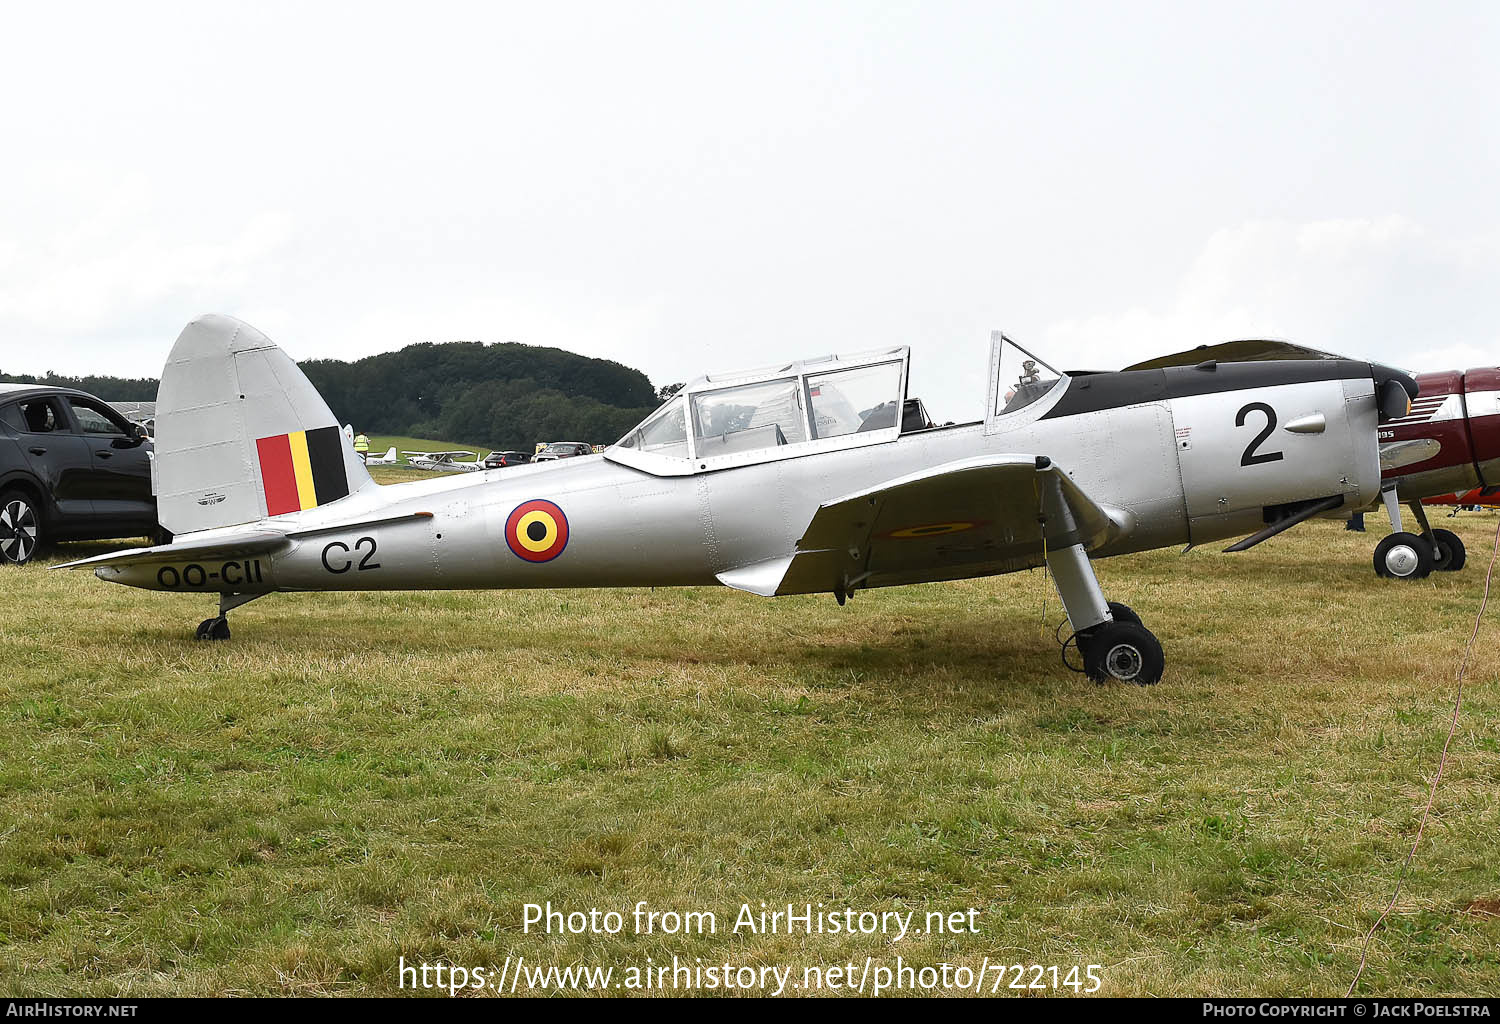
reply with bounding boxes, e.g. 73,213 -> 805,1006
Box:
616,395 -> 688,458
807,360 -> 903,439
692,377 -> 807,455
611,346 -> 909,469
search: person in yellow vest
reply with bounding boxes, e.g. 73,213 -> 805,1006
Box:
353,432 -> 370,461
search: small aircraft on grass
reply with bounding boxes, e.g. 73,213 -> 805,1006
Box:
362,446 -> 400,467
55,315 -> 1416,685
402,450 -> 489,473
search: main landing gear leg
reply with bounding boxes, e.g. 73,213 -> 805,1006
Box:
195,593 -> 264,641
1408,499 -> 1466,572
1372,485 -> 1436,580
1049,542 -> 1163,685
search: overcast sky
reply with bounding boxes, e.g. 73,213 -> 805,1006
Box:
0,1 -> 1494,421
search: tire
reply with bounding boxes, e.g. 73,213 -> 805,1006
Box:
1107,601 -> 1142,626
1080,621 -> 1164,685
1373,532 -> 1434,580
1428,528 -> 1466,572
0,489 -> 44,565
195,617 -> 231,641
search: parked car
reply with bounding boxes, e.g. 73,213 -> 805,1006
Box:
483,450 -> 534,469
533,441 -> 594,462
0,384 -> 158,564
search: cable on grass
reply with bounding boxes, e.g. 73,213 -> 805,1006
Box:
1345,516 -> 1500,996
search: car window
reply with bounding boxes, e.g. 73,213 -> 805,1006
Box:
67,398 -> 126,435
15,398 -> 65,434
0,403 -> 24,432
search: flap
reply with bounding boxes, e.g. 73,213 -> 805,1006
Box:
721,454 -> 1132,597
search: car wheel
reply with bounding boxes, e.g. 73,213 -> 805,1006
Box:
0,490 -> 44,565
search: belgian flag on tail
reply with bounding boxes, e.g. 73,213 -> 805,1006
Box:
255,426 -> 350,516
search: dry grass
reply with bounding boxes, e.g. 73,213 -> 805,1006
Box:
1,510 -> 1498,996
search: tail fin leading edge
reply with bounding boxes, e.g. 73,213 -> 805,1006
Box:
154,314 -> 374,535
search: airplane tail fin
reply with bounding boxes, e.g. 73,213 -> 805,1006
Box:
383,447 -> 397,461
154,314 -> 376,535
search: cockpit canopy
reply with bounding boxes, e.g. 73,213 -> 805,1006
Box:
608,333 -> 1071,476
611,347 -> 912,474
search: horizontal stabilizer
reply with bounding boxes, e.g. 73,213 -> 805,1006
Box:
51,512 -> 434,572
51,531 -> 291,571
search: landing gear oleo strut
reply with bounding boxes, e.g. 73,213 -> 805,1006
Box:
1372,484 -> 1467,580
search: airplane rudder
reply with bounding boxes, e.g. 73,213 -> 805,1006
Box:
154,315 -> 375,535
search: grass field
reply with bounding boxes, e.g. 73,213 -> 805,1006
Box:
2,506 -> 1498,997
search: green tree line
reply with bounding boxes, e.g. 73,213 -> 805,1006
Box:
4,340 -> 664,448
0,370 -> 159,401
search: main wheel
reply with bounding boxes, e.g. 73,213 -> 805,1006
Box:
1107,601 -> 1141,626
1374,532 -> 1434,580
0,490 -> 43,565
1428,528 -> 1466,572
1080,621 -> 1164,685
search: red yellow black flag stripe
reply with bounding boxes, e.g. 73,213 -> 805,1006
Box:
256,426 -> 349,516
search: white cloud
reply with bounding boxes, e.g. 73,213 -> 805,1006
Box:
1038,216 -> 1497,374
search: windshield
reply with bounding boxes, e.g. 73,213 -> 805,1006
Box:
994,335 -> 1067,416
616,396 -> 689,457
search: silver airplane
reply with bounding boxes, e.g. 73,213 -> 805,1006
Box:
56,315 -> 1416,684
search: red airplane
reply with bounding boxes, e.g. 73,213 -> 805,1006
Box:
1423,488 -> 1500,509
1368,365 -> 1500,578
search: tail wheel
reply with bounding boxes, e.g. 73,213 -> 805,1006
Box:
1374,532 -> 1434,580
1080,621 -> 1164,685
1427,528 -> 1466,572
195,617 -> 231,641
0,491 -> 42,565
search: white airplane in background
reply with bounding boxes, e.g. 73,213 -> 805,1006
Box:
363,446 -> 400,466
402,450 -> 489,473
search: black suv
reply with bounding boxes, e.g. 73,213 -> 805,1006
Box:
483,450 -> 534,469
0,385 -> 156,564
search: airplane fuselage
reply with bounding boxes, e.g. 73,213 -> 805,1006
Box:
99,361 -> 1384,598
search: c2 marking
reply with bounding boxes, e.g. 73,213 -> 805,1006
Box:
1235,402 -> 1284,467
321,536 -> 380,574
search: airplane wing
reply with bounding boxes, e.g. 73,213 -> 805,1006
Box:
52,512 -> 434,572
716,455 -> 1133,597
